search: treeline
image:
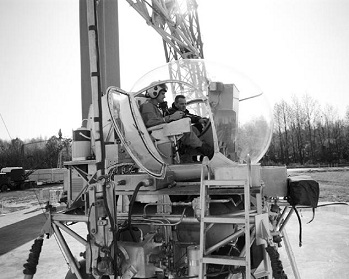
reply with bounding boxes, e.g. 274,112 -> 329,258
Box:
0,134 -> 71,170
1,95 -> 349,169
265,94 -> 349,166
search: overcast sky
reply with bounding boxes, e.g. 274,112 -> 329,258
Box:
1,0 -> 349,141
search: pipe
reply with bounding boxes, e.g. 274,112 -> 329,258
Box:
205,228 -> 245,255
54,221 -> 87,246
279,207 -> 295,232
281,228 -> 301,279
52,223 -> 84,279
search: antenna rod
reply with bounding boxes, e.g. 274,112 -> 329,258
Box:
0,113 -> 12,140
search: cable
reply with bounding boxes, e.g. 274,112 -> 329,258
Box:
127,181 -> 145,241
102,179 -> 115,231
0,113 -> 12,140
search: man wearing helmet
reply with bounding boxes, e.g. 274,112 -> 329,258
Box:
140,83 -> 183,127
140,83 -> 213,159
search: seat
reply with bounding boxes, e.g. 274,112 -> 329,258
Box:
147,118 -> 191,164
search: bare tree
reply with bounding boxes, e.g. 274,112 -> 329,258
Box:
302,94 -> 320,162
281,100 -> 291,164
290,95 -> 306,164
268,96 -> 348,166
273,103 -> 285,163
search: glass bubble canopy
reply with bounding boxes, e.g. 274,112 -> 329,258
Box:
130,59 -> 273,164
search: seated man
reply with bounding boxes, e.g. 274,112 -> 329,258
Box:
140,83 -> 213,160
168,95 -> 208,133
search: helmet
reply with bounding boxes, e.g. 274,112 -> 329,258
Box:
146,83 -> 168,99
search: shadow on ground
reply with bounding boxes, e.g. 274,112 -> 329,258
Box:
0,213 -> 47,255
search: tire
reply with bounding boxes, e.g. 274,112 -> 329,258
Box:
1,184 -> 8,192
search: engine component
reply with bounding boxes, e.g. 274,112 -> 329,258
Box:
187,245 -> 200,277
118,232 -> 167,278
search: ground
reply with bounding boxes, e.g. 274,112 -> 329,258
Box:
0,168 -> 348,279
1,168 -> 348,214
0,184 -> 63,215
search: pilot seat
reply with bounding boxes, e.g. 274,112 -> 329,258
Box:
136,96 -> 192,164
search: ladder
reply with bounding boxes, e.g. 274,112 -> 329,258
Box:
198,156 -> 254,279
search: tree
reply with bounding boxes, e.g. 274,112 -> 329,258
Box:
273,103 -> 285,163
266,94 -> 349,166
302,94 -> 319,163
45,136 -> 63,168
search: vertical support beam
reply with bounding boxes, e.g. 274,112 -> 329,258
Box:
79,0 -> 120,121
79,0 -> 92,121
198,157 -> 209,279
86,0 -> 105,175
244,156 -> 252,277
97,0 -> 121,92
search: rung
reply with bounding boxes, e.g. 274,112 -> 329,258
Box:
202,255 -> 247,266
202,216 -> 254,224
203,180 -> 246,187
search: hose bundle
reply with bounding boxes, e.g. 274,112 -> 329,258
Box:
23,236 -> 44,276
265,246 -> 288,279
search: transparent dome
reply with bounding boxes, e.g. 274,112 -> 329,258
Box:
130,59 -> 273,164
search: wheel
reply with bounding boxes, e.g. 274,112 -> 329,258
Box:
1,184 -> 8,192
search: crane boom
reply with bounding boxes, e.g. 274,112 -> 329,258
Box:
125,0 -> 204,61
126,0 -> 207,101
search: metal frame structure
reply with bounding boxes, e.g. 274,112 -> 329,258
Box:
23,1 -> 303,279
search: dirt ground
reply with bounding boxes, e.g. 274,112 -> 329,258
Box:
0,184 -> 63,215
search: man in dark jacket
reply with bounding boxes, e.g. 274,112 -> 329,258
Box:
167,95 -> 208,133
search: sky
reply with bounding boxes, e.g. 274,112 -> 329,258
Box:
0,0 -> 349,141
